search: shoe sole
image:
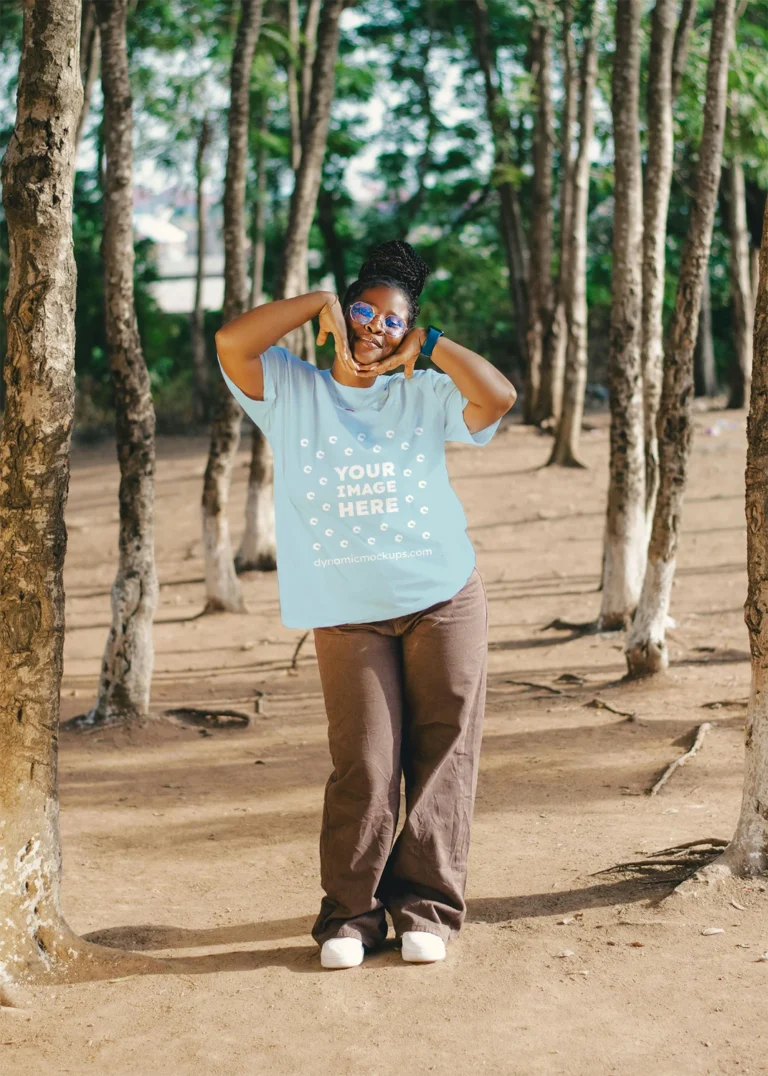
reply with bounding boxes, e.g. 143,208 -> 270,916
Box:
321,956 -> 364,969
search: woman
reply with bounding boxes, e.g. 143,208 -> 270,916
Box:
216,240 -> 516,969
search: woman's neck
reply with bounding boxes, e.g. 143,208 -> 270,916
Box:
330,360 -> 379,389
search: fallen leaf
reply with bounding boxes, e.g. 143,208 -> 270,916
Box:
730,899 -> 746,911
701,928 -> 725,936
556,949 -> 575,958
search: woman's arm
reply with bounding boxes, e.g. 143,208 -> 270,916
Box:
363,328 -> 518,434
215,291 -> 336,400
430,335 -> 517,434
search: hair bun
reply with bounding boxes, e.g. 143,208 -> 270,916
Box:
357,239 -> 431,300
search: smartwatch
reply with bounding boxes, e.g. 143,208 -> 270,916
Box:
418,325 -> 444,362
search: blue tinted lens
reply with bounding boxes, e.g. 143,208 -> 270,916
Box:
350,302 -> 374,323
384,316 -> 406,335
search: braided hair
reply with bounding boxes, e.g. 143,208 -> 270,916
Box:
341,239 -> 431,329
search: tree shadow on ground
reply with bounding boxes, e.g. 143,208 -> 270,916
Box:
466,875 -> 671,923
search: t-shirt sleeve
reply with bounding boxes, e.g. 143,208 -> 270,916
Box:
427,368 -> 502,446
216,345 -> 298,438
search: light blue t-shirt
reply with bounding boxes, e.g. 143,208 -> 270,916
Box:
218,347 -> 501,629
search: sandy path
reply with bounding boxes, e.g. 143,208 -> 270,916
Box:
3,410 -> 766,1076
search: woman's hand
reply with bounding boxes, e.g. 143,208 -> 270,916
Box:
362,327 -> 427,380
316,296 -> 358,377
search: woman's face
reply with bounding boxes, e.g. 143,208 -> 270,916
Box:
345,285 -> 411,367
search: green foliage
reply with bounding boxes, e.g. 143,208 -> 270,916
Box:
2,0 -> 768,427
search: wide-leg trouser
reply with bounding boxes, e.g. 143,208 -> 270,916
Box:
311,565 -> 488,948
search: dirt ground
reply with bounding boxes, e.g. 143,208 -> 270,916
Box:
3,407 -> 767,1076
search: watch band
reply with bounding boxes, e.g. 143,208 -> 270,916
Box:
418,325 -> 444,361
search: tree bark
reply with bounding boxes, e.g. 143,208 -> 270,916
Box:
626,0 -> 734,676
1,0 -> 169,963
192,114 -> 212,425
527,9 -> 557,426
548,2 -> 598,468
642,0 -> 686,532
670,0 -> 698,100
287,0 -> 302,174
74,0 -> 99,155
299,0 -> 322,137
275,0 -> 345,316
318,184 -> 347,298
282,0 -> 317,369
471,0 -> 530,376
599,0 -> 646,630
84,0 -> 159,725
543,0 -> 577,433
202,0 -> 263,612
726,155 -> 754,409
0,0 -> 86,984
249,105 -> 269,309
694,264 -> 717,396
701,193 -> 768,876
236,0 -> 343,574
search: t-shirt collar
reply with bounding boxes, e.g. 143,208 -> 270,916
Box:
321,366 -> 392,411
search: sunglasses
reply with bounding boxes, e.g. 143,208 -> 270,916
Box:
348,301 -> 407,338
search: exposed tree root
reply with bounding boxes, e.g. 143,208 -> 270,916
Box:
584,698 -> 638,719
701,698 -> 747,710
0,983 -> 29,1008
66,711 -> 147,732
648,722 -> 715,795
164,708 -> 251,730
505,679 -> 564,695
2,926 -> 162,990
289,630 -> 311,674
541,617 -> 598,634
592,839 -> 729,888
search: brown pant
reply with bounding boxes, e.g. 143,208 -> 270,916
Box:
311,565 -> 489,948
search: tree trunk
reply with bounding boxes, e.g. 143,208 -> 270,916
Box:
299,0 -> 322,136
701,192 -> 768,876
548,2 -> 598,468
280,0 -> 318,366
543,0 -> 577,433
642,0 -> 681,533
0,0 -> 84,986
694,265 -> 717,396
287,0 -> 302,174
599,0 -> 646,630
0,0 -> 119,988
236,1 -> 343,574
192,114 -> 212,425
670,0 -> 698,100
202,0 -> 263,613
275,0 -> 344,320
527,9 -> 557,426
471,0 -> 530,377
626,0 -> 734,676
727,156 -> 754,409
249,105 -> 269,309
83,0 -> 159,726
249,131 -> 267,312
74,0 -> 99,154
318,184 -> 347,298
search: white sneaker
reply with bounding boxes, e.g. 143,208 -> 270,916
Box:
320,937 -> 365,969
401,931 -> 447,963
